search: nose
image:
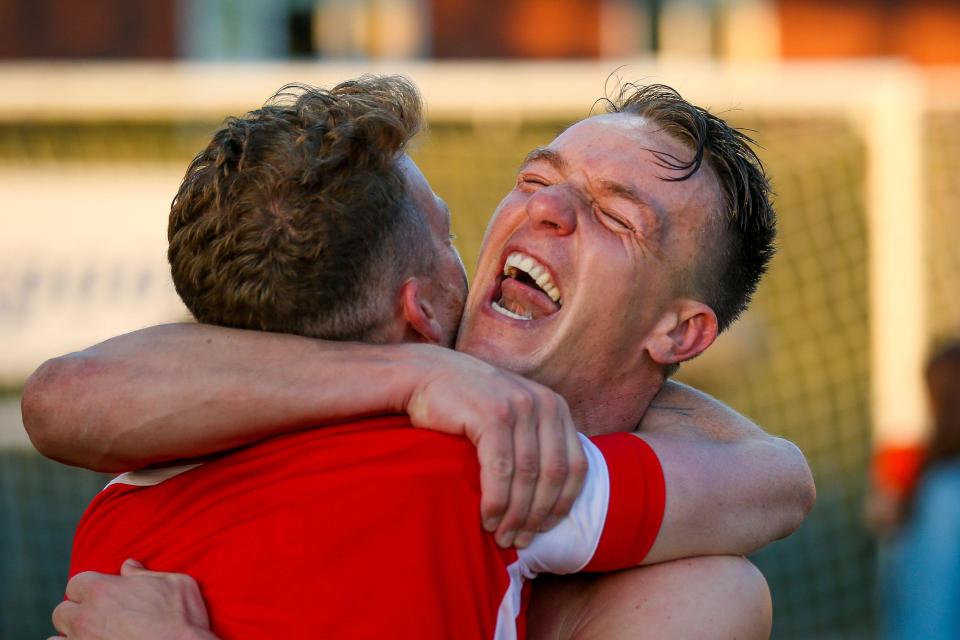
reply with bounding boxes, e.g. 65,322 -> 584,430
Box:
526,185 -> 578,235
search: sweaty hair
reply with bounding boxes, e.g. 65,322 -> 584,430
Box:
605,83 -> 776,333
168,75 -> 431,341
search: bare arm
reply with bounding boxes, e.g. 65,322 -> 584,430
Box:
528,557 -> 772,640
23,324 -> 813,556
637,380 -> 816,563
24,323 -> 429,471
22,322 -> 587,546
41,368 -> 812,639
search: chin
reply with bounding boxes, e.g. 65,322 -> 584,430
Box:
458,334 -> 527,375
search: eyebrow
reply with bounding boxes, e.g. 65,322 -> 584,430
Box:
598,179 -> 644,207
598,179 -> 666,228
520,147 -> 566,171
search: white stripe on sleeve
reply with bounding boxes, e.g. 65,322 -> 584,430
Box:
516,433 -> 611,577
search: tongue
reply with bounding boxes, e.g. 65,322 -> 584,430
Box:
498,277 -> 561,319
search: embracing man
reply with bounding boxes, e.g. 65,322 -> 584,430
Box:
25,75 -> 814,638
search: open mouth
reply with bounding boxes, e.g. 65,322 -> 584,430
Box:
491,251 -> 562,321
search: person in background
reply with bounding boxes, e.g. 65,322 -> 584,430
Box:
882,341 -> 960,640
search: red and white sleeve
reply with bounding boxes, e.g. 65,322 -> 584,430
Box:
517,432 -> 665,576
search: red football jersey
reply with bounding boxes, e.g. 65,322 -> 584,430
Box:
69,416 -> 664,639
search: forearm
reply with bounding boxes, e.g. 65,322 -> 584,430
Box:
529,557 -> 772,640
637,381 -> 815,562
22,323 -> 429,471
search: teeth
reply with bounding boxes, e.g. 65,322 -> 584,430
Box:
492,300 -> 533,321
502,252 -> 562,305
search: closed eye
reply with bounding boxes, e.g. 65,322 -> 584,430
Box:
595,207 -> 636,233
517,174 -> 549,189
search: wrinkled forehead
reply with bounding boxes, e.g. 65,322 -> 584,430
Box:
567,112 -> 650,134
547,114 -> 719,213
549,113 -> 696,165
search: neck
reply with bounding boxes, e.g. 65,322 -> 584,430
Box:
557,369 -> 665,436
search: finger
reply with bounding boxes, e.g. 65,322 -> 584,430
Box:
120,558 -> 150,577
476,421 -> 516,533
544,405 -> 588,531
514,396 -> 569,547
51,599 -> 81,636
406,386 -> 431,427
120,558 -> 189,581
495,396 -> 540,548
64,571 -> 113,604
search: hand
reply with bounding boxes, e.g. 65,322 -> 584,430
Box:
50,559 -> 217,640
403,346 -> 588,548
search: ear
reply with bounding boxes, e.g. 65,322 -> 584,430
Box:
644,299 -> 719,365
398,278 -> 443,345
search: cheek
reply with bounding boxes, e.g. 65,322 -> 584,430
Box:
579,255 -> 652,323
450,269 -> 468,308
475,193 -> 535,282
479,194 -> 524,248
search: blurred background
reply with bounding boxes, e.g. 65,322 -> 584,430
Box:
2,0 -> 960,638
